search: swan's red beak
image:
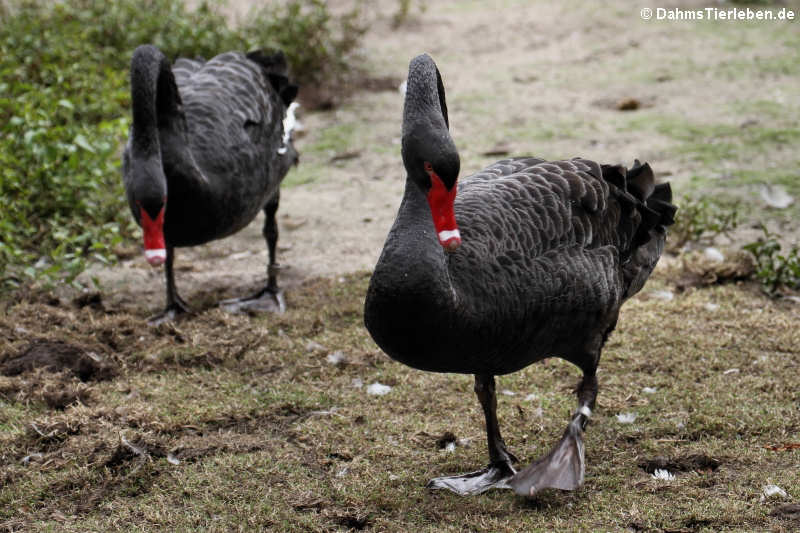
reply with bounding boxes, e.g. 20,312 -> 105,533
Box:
140,204 -> 166,267
426,172 -> 461,252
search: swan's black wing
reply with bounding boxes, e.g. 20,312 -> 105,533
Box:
174,52 -> 283,181
449,157 -> 674,372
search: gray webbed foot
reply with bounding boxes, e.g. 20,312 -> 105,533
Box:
220,287 -> 286,314
509,416 -> 585,497
427,460 -> 516,496
147,299 -> 191,326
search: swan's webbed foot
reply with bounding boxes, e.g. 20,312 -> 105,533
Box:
509,414 -> 586,497
147,298 -> 191,326
427,460 -> 516,495
219,286 -> 286,314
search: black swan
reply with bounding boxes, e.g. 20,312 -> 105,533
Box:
364,54 -> 676,496
123,45 -> 298,324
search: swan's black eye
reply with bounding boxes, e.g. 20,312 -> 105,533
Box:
424,162 -> 433,173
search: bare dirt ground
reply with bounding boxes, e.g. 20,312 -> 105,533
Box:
3,1 -> 800,531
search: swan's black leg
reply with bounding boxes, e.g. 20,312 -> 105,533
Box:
148,246 -> 191,325
427,374 -> 517,495
477,374 -> 519,466
264,190 -> 280,294
220,192 -> 286,314
509,371 -> 598,497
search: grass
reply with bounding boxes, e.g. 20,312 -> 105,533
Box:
620,113 -> 800,168
1,273 -> 798,531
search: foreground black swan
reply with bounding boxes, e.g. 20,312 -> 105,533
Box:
364,54 -> 676,496
123,45 -> 298,324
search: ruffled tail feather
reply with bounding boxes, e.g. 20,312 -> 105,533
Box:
600,160 -> 677,298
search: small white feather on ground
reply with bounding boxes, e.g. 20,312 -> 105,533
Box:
759,184 -> 794,209
367,382 -> 392,396
761,484 -> 788,501
652,469 -> 675,481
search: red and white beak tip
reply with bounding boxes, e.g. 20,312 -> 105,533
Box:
145,248 -> 167,267
438,229 -> 462,252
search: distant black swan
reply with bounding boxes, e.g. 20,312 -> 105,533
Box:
123,44 -> 298,324
364,54 -> 676,496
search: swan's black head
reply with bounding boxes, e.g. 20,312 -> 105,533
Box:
123,151 -> 168,266
401,54 -> 461,252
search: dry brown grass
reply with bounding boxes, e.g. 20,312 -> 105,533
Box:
1,271 -> 799,532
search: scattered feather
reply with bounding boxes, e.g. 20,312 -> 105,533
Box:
761,484 -> 788,501
524,393 -> 538,401
326,351 -> 347,366
444,441 -> 456,453
166,453 -> 180,466
306,341 -> 327,353
642,387 -> 657,394
650,290 -> 674,301
652,469 -> 675,481
120,435 -> 148,459
723,368 -> 740,375
704,303 -> 720,312
759,184 -> 794,209
21,453 -> 43,466
616,413 -> 637,424
500,389 -> 516,396
366,382 -> 392,396
703,247 -> 724,263
229,251 -> 253,260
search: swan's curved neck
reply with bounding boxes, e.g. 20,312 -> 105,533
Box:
364,179 -> 460,367
130,46 -> 181,159
384,180 -> 457,305
403,55 -> 449,134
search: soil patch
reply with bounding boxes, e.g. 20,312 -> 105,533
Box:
1,339 -> 115,382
